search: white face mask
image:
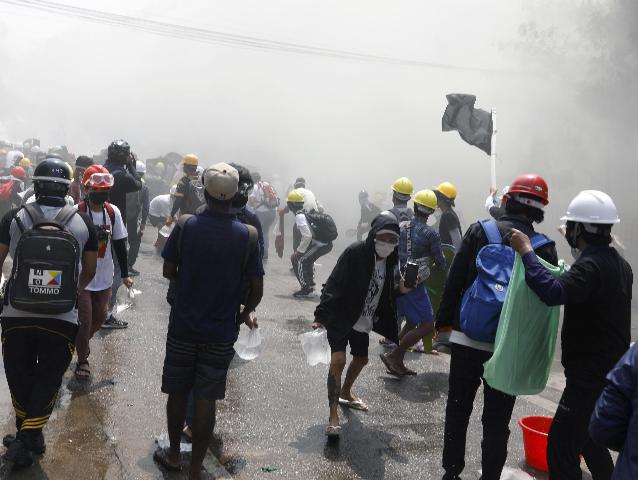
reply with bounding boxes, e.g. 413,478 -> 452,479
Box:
374,240 -> 396,258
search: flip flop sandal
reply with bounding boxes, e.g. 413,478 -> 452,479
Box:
74,362 -> 90,379
338,398 -> 369,411
379,353 -> 404,377
401,366 -> 417,376
325,425 -> 342,437
153,448 -> 181,472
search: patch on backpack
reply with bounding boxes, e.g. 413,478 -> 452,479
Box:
28,269 -> 62,294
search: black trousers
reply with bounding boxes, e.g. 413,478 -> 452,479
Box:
442,343 -> 516,480
127,218 -> 141,268
292,243 -> 332,289
1,317 -> 77,433
547,380 -> 613,480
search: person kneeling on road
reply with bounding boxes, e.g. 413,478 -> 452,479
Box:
312,214 -> 400,437
510,190 -> 632,480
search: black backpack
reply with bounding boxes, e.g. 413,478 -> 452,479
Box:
7,204 -> 81,315
305,210 -> 338,243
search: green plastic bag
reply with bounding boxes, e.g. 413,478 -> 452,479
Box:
483,254 -> 566,396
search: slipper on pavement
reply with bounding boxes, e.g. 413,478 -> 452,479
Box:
153,448 -> 181,472
338,398 -> 369,411
325,425 -> 342,437
379,353 -> 404,377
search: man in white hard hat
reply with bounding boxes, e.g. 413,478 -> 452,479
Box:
510,190 -> 633,480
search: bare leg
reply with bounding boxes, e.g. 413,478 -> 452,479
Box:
386,323 -> 435,371
189,398 -> 216,480
328,352 -> 346,427
166,393 -> 188,465
340,356 -> 369,401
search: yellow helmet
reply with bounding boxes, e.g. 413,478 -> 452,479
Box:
287,189 -> 304,204
435,181 -> 457,200
414,189 -> 438,210
182,153 -> 199,166
391,177 -> 414,196
19,158 -> 32,169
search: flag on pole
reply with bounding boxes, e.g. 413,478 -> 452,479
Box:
442,94 -> 493,155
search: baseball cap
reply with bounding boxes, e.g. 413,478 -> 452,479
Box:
204,162 -> 239,201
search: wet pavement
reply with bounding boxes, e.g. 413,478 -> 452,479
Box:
0,233 -> 632,479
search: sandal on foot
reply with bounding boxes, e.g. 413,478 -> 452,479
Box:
338,398 -> 369,411
325,425 -> 342,437
153,448 -> 181,472
75,362 -> 90,379
379,353 -> 404,377
401,366 -> 417,376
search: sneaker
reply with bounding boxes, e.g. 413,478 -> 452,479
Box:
102,315 -> 129,329
129,268 -> 140,277
293,287 -> 314,298
3,438 -> 33,469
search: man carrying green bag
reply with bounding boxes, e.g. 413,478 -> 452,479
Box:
510,190 -> 633,480
483,254 -> 566,396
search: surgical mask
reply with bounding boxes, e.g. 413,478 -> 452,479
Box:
88,191 -> 109,205
374,240 -> 396,258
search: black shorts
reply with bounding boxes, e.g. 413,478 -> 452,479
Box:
161,334 -> 235,401
327,328 -> 370,358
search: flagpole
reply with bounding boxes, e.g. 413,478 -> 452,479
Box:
490,108 -> 497,190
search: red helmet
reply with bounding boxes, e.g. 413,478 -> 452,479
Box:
10,166 -> 27,179
506,174 -> 549,206
82,165 -> 114,189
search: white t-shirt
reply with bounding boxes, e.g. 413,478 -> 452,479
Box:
84,204 -> 127,291
149,194 -> 171,218
352,258 -> 387,333
248,182 -> 276,213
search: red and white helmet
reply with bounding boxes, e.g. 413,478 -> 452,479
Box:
506,174 -> 548,209
82,165 -> 114,189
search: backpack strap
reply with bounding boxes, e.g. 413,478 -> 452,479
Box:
530,233 -> 555,251
52,205 -> 77,228
479,219 -> 503,244
243,224 -> 258,270
23,203 -> 46,226
104,202 -> 116,225
176,214 -> 193,259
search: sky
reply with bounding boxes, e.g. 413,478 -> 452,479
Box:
0,0 -> 635,267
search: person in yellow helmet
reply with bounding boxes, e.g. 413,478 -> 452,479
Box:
433,181 -> 462,250
383,177 -> 414,223
167,154 -> 204,223
380,190 -> 446,375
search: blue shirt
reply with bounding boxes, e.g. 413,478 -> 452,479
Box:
398,216 -> 445,279
162,210 -> 264,343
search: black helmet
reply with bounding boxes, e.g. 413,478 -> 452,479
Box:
33,157 -> 72,185
75,155 -> 94,168
107,139 -> 130,163
229,163 -> 254,208
33,158 -> 72,204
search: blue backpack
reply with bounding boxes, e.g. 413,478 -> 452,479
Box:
459,220 -> 554,343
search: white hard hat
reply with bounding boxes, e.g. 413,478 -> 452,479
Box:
561,190 -> 620,224
136,160 -> 146,174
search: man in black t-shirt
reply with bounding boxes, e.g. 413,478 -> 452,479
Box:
0,159 -> 98,468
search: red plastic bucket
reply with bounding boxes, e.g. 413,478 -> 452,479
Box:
519,416 -> 553,472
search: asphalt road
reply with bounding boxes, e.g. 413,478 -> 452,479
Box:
0,232 -> 632,479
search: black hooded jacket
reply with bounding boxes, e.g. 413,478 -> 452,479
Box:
314,215 -> 400,343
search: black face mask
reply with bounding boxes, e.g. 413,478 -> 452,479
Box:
565,221 -> 580,249
88,191 -> 109,205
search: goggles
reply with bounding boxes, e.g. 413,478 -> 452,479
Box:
85,172 -> 114,188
